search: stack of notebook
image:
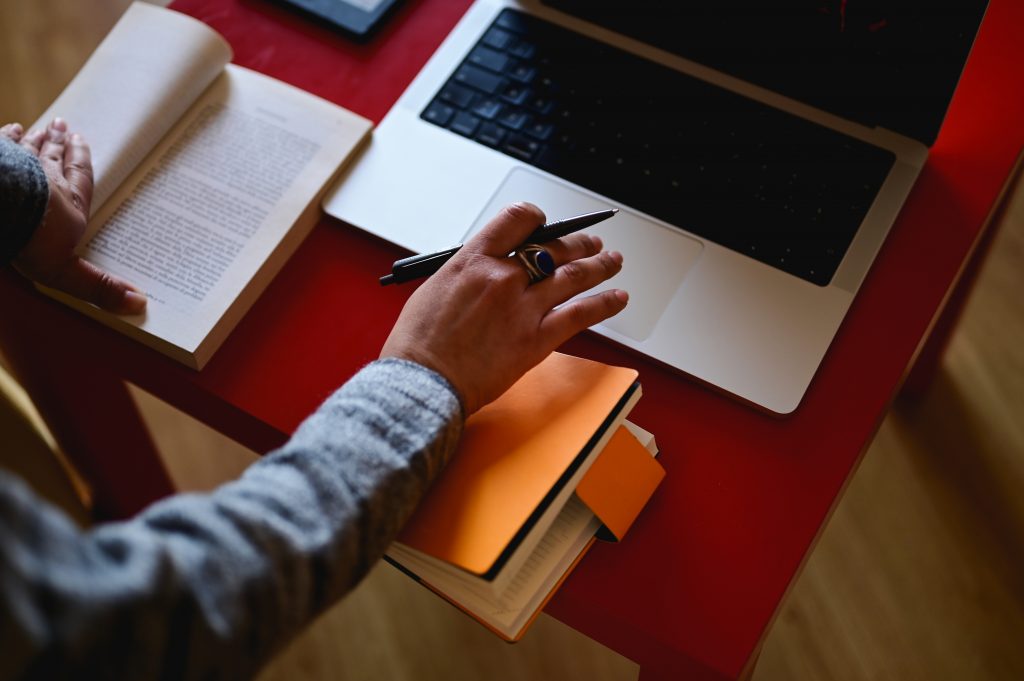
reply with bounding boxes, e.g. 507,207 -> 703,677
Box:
387,352 -> 665,640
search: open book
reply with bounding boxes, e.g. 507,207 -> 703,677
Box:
32,2 -> 372,369
386,352 -> 666,641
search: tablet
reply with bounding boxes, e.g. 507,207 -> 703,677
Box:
270,0 -> 404,39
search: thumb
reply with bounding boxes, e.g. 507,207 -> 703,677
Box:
52,258 -> 148,315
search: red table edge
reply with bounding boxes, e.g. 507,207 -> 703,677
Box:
901,148 -> 1024,398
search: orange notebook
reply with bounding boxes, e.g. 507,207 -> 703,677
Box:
386,352 -> 665,641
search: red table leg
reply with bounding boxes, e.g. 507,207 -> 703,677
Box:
902,152 -> 1023,399
1,277 -> 174,520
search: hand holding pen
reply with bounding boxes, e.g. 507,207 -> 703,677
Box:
379,208 -> 618,285
379,202 -> 628,412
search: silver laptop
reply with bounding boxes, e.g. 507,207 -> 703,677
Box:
323,0 -> 987,414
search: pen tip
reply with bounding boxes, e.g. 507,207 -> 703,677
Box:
610,208 -> 619,214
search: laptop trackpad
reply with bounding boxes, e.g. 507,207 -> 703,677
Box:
466,168 -> 703,341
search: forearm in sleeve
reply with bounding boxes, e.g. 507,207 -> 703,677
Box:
0,358 -> 463,681
0,137 -> 48,264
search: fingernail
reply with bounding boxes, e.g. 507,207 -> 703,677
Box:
614,289 -> 629,303
52,117 -> 67,131
71,133 -> 82,143
11,123 -> 23,134
123,290 -> 148,313
608,251 -> 623,265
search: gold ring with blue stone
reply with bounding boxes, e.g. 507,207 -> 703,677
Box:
515,243 -> 556,283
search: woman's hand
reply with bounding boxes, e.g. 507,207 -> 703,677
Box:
2,119 -> 146,314
380,202 -> 628,414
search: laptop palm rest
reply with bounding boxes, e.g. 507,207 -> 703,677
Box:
466,168 -> 703,341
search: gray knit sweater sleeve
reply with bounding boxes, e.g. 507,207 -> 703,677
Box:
0,137 -> 48,263
0,358 -> 463,681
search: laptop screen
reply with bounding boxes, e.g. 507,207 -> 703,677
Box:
542,0 -> 988,145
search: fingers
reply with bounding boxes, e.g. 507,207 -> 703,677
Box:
509,233 -> 602,289
542,232 -> 603,267
19,118 -> 68,157
52,258 -> 147,315
38,118 -> 68,169
465,202 -> 546,257
530,249 -> 623,309
19,119 -> 93,215
20,128 -> 45,156
1,123 -> 24,142
64,133 -> 94,215
540,288 -> 629,346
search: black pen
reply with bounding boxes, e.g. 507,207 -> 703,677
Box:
379,208 -> 619,285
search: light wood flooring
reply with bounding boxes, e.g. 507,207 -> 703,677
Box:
2,1 -> 1022,679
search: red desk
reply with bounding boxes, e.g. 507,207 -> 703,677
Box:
3,1 -> 1022,679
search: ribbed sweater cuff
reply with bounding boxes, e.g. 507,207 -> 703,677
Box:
0,137 -> 49,264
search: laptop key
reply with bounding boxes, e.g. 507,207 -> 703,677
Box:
469,46 -> 510,73
454,64 -> 504,94
439,82 -> 476,109
472,98 -> 503,120
422,100 -> 455,126
508,63 -> 537,84
494,9 -> 537,33
525,120 -> 554,141
482,27 -> 514,50
497,109 -> 529,131
528,94 -> 554,115
500,83 -> 530,105
450,112 -> 481,137
476,122 -> 507,147
509,40 -> 536,60
502,133 -> 541,161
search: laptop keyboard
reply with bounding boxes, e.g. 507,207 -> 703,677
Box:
420,9 -> 897,286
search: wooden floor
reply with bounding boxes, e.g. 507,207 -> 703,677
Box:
2,1 -> 1023,679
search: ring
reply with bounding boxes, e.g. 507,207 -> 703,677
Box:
515,243 -> 555,283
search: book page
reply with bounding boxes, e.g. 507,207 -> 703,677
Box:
33,2 -> 231,214
394,496 -> 600,640
488,496 -> 599,635
62,64 -> 371,362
